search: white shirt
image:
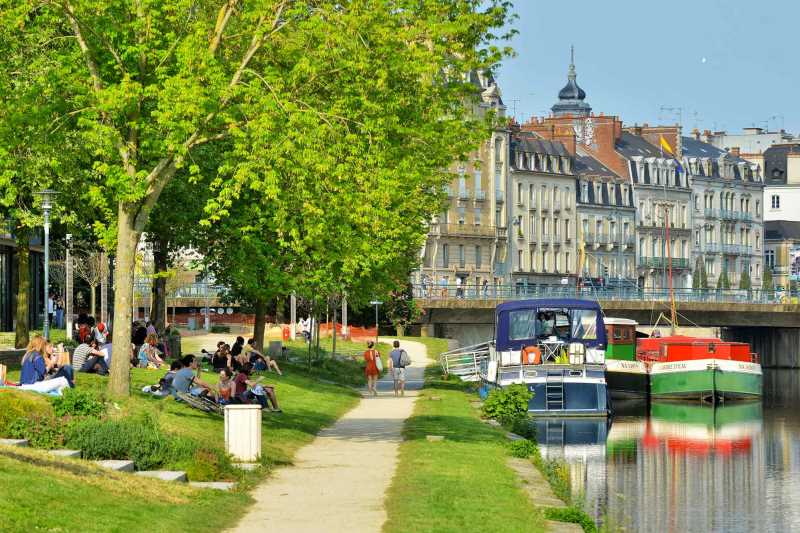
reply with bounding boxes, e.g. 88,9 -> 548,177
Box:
48,298 -> 55,313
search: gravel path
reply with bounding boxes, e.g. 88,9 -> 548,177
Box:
229,338 -> 428,533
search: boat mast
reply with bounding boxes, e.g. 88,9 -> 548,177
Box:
665,205 -> 677,334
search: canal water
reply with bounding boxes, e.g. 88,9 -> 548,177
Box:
534,370 -> 800,532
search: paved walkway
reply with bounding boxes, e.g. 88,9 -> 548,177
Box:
229,338 -> 428,533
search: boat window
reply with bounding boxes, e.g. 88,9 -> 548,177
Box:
613,327 -> 623,341
571,310 -> 598,340
537,309 -> 570,339
509,309 -> 537,340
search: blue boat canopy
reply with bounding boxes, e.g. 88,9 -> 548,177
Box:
495,298 -> 607,351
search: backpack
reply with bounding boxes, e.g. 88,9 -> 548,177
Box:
399,349 -> 411,368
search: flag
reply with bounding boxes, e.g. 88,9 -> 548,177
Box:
660,135 -> 683,174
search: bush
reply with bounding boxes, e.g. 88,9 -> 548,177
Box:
7,414 -> 66,449
0,388 -> 55,436
51,388 -> 106,418
508,439 -> 538,458
210,324 -> 231,333
66,412 -> 179,470
510,416 -> 537,440
545,507 -> 597,533
482,384 -> 532,427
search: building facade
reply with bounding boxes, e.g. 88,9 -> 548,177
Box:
574,152 -> 636,282
681,134 -> 765,288
507,133 -> 577,290
416,71 -> 509,295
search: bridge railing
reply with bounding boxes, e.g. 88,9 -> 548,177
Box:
413,283 -> 794,304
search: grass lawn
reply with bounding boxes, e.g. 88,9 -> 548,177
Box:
383,366 -> 547,533
0,328 -> 69,349
0,335 -> 367,532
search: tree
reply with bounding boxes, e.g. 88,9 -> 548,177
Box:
763,268 -> 774,296
717,269 -> 730,290
739,268 -> 752,290
692,257 -> 708,290
71,244 -> 109,317
9,1 -> 513,396
385,284 -> 421,336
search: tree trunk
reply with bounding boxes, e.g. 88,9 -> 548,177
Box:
331,299 -> 337,359
90,285 -> 97,318
100,253 -> 108,324
275,296 -> 285,324
151,241 -> 168,333
14,230 -> 30,349
109,205 -> 141,398
253,297 -> 267,352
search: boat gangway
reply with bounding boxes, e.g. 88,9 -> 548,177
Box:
439,342 -> 490,382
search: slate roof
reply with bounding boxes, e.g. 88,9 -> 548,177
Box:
616,131 -> 663,159
511,134 -> 570,158
763,143 -> 800,185
574,153 -> 617,178
765,220 -> 800,241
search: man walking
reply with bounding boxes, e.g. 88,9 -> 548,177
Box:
388,340 -> 408,396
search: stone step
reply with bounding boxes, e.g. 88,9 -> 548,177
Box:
546,520 -> 584,533
135,470 -> 188,482
94,459 -> 135,472
506,457 -> 566,509
189,481 -> 236,491
0,438 -> 29,447
47,449 -> 81,459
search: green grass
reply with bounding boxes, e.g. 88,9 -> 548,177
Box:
0,334 -> 365,532
0,328 -> 69,348
383,367 -> 547,533
389,336 -> 450,362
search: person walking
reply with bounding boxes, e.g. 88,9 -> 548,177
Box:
388,340 -> 409,397
363,341 -> 381,396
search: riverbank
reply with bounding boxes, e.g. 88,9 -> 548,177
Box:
0,344 -> 367,531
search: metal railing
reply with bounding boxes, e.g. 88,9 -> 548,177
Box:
495,189 -> 504,203
439,342 -> 490,381
458,188 -> 470,200
475,190 -> 486,201
639,257 -> 689,269
413,283 -> 792,304
430,223 -> 496,238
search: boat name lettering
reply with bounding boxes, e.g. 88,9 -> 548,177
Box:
660,363 -> 687,370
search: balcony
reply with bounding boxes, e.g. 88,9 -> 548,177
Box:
528,203 -> 537,212
431,223 -> 496,238
541,234 -> 551,245
495,189 -> 504,203
704,208 -> 718,219
702,243 -> 721,254
720,209 -> 737,221
442,185 -> 454,198
474,190 -> 486,201
496,226 -> 508,239
740,211 -> 753,222
540,203 -> 550,213
458,188 -> 470,200
639,257 -> 690,269
553,201 -> 562,212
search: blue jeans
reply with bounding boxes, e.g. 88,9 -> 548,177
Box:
53,365 -> 75,388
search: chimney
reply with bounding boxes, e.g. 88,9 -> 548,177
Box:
630,124 -> 643,136
729,147 -> 740,157
691,128 -> 701,140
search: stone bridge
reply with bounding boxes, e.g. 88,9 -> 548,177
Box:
415,298 -> 800,367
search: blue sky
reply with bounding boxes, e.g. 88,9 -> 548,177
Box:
495,0 -> 798,134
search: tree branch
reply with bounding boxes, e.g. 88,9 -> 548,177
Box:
61,1 -> 104,93
209,0 -> 239,54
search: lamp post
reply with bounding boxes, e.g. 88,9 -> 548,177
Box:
36,189 -> 57,340
369,299 -> 382,344
65,233 -> 73,338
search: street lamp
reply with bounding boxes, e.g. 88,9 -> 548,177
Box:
36,189 -> 58,340
369,299 -> 382,344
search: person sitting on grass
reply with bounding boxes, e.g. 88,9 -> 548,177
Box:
234,363 -> 281,412
19,336 -> 73,395
217,368 -> 235,405
243,338 -> 283,375
172,354 -> 214,400
211,343 -> 233,371
137,333 -> 164,369
74,338 -> 109,375
142,359 -> 182,396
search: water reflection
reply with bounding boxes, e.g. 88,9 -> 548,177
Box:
534,370 -> 800,532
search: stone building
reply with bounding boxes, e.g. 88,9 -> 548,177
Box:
416,71 -> 509,295
681,134 -> 765,288
573,151 -> 636,283
764,220 -> 800,290
707,127 -> 795,172
507,132 -> 577,290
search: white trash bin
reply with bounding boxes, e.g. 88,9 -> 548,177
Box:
224,404 -> 262,462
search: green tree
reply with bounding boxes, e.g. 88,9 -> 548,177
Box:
716,269 -> 730,290
763,268 -> 774,296
739,268 -> 752,290
385,284 -> 421,336
7,1 -> 512,396
692,257 -> 708,291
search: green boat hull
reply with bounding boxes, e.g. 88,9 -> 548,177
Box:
650,362 -> 762,400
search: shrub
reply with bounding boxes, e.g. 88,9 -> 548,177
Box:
545,507 -> 597,533
7,414 -> 66,449
51,388 -> 106,418
482,384 -> 532,427
508,439 -> 538,458
0,388 -> 55,436
66,412 -> 177,470
210,324 -> 230,333
510,416 -> 537,440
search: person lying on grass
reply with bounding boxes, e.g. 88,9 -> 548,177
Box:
173,354 -> 215,400
243,338 -> 283,375
234,363 -> 281,412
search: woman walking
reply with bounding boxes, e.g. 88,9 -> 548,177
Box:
363,341 -> 381,396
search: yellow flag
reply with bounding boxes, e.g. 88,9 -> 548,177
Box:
659,135 -> 675,156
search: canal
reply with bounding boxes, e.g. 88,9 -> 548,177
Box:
534,370 -> 800,532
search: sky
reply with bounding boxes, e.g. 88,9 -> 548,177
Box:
494,0 -> 799,135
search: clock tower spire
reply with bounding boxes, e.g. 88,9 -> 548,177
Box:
551,46 -> 591,117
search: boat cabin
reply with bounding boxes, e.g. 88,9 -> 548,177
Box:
637,336 -> 758,364
604,318 -> 637,361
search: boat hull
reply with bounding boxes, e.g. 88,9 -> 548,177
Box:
650,359 -> 762,401
605,359 -> 649,400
